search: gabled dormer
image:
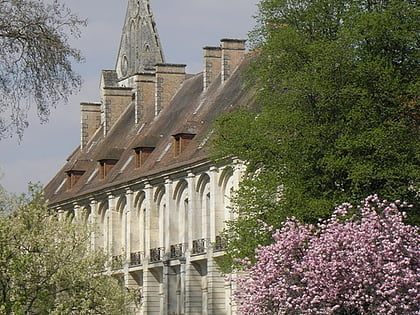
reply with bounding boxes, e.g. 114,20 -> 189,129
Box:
172,133 -> 195,157
132,135 -> 157,168
97,148 -> 124,180
134,147 -> 155,168
64,160 -> 89,190
65,170 -> 85,191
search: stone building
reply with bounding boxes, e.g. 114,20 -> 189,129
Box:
45,0 -> 254,314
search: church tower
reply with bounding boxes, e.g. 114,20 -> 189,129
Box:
115,0 -> 165,79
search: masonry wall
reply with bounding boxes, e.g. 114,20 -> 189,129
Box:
55,163 -> 243,315
101,86 -> 133,134
155,64 -> 186,115
80,102 -> 101,149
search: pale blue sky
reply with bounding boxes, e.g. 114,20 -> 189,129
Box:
0,0 -> 259,194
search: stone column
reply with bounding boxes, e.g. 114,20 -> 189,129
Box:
107,193 -> 116,266
164,177 -> 173,251
89,199 -> 98,251
73,203 -> 81,222
125,189 -> 134,283
207,166 -> 227,314
185,171 -> 196,314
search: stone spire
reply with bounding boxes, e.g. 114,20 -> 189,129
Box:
115,0 -> 165,79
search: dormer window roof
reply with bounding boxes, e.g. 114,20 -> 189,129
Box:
172,133 -> 195,157
132,135 -> 158,168
64,160 -> 90,191
133,146 -> 154,168
65,170 -> 85,191
95,147 -> 124,180
98,159 -> 118,180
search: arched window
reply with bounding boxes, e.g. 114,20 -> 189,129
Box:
96,200 -> 109,252
171,180 -> 188,259
113,195 -> 126,257
131,191 -> 145,266
151,185 -> 165,253
193,174 -> 210,254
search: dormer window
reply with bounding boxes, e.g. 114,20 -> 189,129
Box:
173,133 -> 195,157
98,159 -> 118,180
134,147 -> 154,168
65,170 -> 85,191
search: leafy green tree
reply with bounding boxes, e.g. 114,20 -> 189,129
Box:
0,0 -> 85,139
213,0 -> 419,269
0,185 -> 135,314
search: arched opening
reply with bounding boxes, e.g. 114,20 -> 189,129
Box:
131,191 -> 145,266
193,174 -> 210,254
150,185 -> 165,262
113,195 -> 126,259
96,200 -> 109,252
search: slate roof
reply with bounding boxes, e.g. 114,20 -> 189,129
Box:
45,55 -> 256,206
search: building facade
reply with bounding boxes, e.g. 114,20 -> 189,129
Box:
45,1 -> 254,314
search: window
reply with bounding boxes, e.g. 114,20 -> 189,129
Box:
172,133 -> 195,157
65,170 -> 85,191
98,159 -> 118,179
134,147 -> 154,168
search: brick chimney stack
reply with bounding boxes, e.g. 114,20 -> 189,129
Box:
155,63 -> 186,116
80,102 -> 101,149
134,72 -> 155,124
203,46 -> 222,90
101,86 -> 132,134
221,39 -> 246,83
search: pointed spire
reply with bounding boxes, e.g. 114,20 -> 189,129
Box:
115,0 -> 165,79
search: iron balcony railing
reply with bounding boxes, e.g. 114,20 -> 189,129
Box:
192,238 -> 207,255
169,243 -> 184,259
214,235 -> 227,251
111,254 -> 124,270
150,247 -> 165,263
130,251 -> 142,266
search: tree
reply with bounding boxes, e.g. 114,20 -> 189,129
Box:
0,0 -> 85,139
212,0 -> 420,268
233,196 -> 420,314
0,185 -> 135,314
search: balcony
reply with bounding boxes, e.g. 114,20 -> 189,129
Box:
130,251 -> 142,266
214,235 -> 227,251
112,254 -> 124,270
150,247 -> 165,263
192,238 -> 207,255
169,243 -> 184,259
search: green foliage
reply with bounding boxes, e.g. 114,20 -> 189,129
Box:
213,0 -> 420,270
0,185 -> 135,314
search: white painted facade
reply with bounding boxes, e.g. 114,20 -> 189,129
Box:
54,162 -> 243,314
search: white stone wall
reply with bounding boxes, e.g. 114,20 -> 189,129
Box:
56,162 -> 243,315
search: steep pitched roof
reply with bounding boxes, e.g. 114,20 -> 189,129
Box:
44,56 -> 255,205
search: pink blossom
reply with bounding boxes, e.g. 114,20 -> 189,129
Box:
233,196 -> 420,314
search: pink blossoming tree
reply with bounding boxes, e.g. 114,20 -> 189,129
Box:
234,196 -> 420,314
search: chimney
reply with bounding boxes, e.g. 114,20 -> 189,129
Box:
134,71 -> 155,124
155,63 -> 186,116
101,86 -> 133,134
80,102 -> 101,149
203,46 -> 222,90
221,39 -> 246,83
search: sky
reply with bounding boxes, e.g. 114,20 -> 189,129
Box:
0,0 -> 259,194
